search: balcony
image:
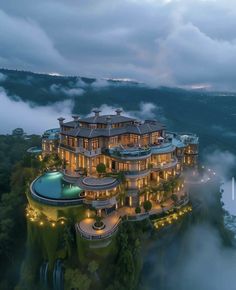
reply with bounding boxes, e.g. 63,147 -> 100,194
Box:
76,176 -> 120,191
151,143 -> 176,154
103,146 -> 151,160
59,143 -> 101,157
75,147 -> 101,157
184,150 -> 199,155
76,216 -> 121,240
124,168 -> 150,179
152,157 -> 178,171
179,133 -> 199,145
83,196 -> 117,209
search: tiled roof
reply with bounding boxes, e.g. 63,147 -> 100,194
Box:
79,114 -> 135,124
61,121 -> 165,138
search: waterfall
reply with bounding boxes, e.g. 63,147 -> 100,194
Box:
39,261 -> 49,288
53,259 -> 64,290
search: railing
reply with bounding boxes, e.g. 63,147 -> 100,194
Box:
76,218 -> 122,240
126,212 -> 149,221
59,144 -> 101,157
59,143 -> 75,152
63,169 -> 81,178
124,169 -> 150,178
83,196 -> 117,208
151,143 -> 176,154
75,147 -> 101,157
184,150 -> 199,155
103,147 -> 151,160
152,158 -> 178,170
29,179 -> 84,206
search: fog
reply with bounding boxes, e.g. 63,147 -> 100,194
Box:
168,225 -> 236,290
0,87 -> 74,134
142,149 -> 236,290
88,102 -> 166,122
205,150 -> 236,215
0,72 -> 6,82
0,87 -> 165,134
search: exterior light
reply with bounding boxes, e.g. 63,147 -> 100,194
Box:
51,222 -> 56,227
39,221 -> 44,226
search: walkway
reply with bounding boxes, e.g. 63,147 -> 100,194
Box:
76,196 -> 186,240
77,212 -> 121,240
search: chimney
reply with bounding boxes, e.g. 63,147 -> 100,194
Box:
57,117 -> 65,126
93,109 -> 101,117
115,108 -> 122,116
72,115 -> 80,128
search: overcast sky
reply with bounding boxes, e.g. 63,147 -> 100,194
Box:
1,0 -> 236,90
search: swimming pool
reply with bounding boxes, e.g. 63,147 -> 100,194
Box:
31,172 -> 83,204
27,146 -> 42,154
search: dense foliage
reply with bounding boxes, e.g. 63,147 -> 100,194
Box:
0,134 -> 41,290
0,134 -> 40,195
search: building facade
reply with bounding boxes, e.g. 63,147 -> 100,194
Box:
39,109 -> 198,214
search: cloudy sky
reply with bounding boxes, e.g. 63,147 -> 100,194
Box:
1,0 -> 236,89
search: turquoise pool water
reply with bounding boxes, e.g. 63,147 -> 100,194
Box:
33,172 -> 82,200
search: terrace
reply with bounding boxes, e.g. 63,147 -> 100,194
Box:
150,142 -> 176,154
151,157 -> 178,171
77,189 -> 189,240
103,146 -> 152,160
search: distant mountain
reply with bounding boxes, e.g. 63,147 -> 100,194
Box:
1,68 -> 236,157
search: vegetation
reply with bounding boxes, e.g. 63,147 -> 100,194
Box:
0,134 -> 41,290
41,153 -> 63,171
65,268 -> 91,290
0,134 -> 40,195
170,193 -> 178,204
106,221 -> 150,290
143,200 -> 152,212
96,163 -> 106,175
135,206 -> 141,214
94,215 -> 104,228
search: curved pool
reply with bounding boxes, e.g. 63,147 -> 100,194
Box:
27,146 -> 42,154
31,172 -> 84,205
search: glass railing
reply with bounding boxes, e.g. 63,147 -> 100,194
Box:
103,147 -> 151,159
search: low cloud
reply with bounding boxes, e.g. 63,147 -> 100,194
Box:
212,125 -> 236,139
203,149 -> 236,217
168,225 -> 236,290
50,83 -> 84,97
0,87 -> 74,134
205,150 -> 236,179
88,102 -> 165,121
0,72 -> 6,82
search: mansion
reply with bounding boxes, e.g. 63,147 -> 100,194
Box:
41,109 -> 198,211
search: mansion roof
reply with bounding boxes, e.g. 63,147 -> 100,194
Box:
61,120 -> 165,138
79,114 -> 135,124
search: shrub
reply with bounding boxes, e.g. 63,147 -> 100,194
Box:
143,200 -> 152,212
135,206 -> 141,214
96,163 -> 106,175
171,194 -> 178,204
